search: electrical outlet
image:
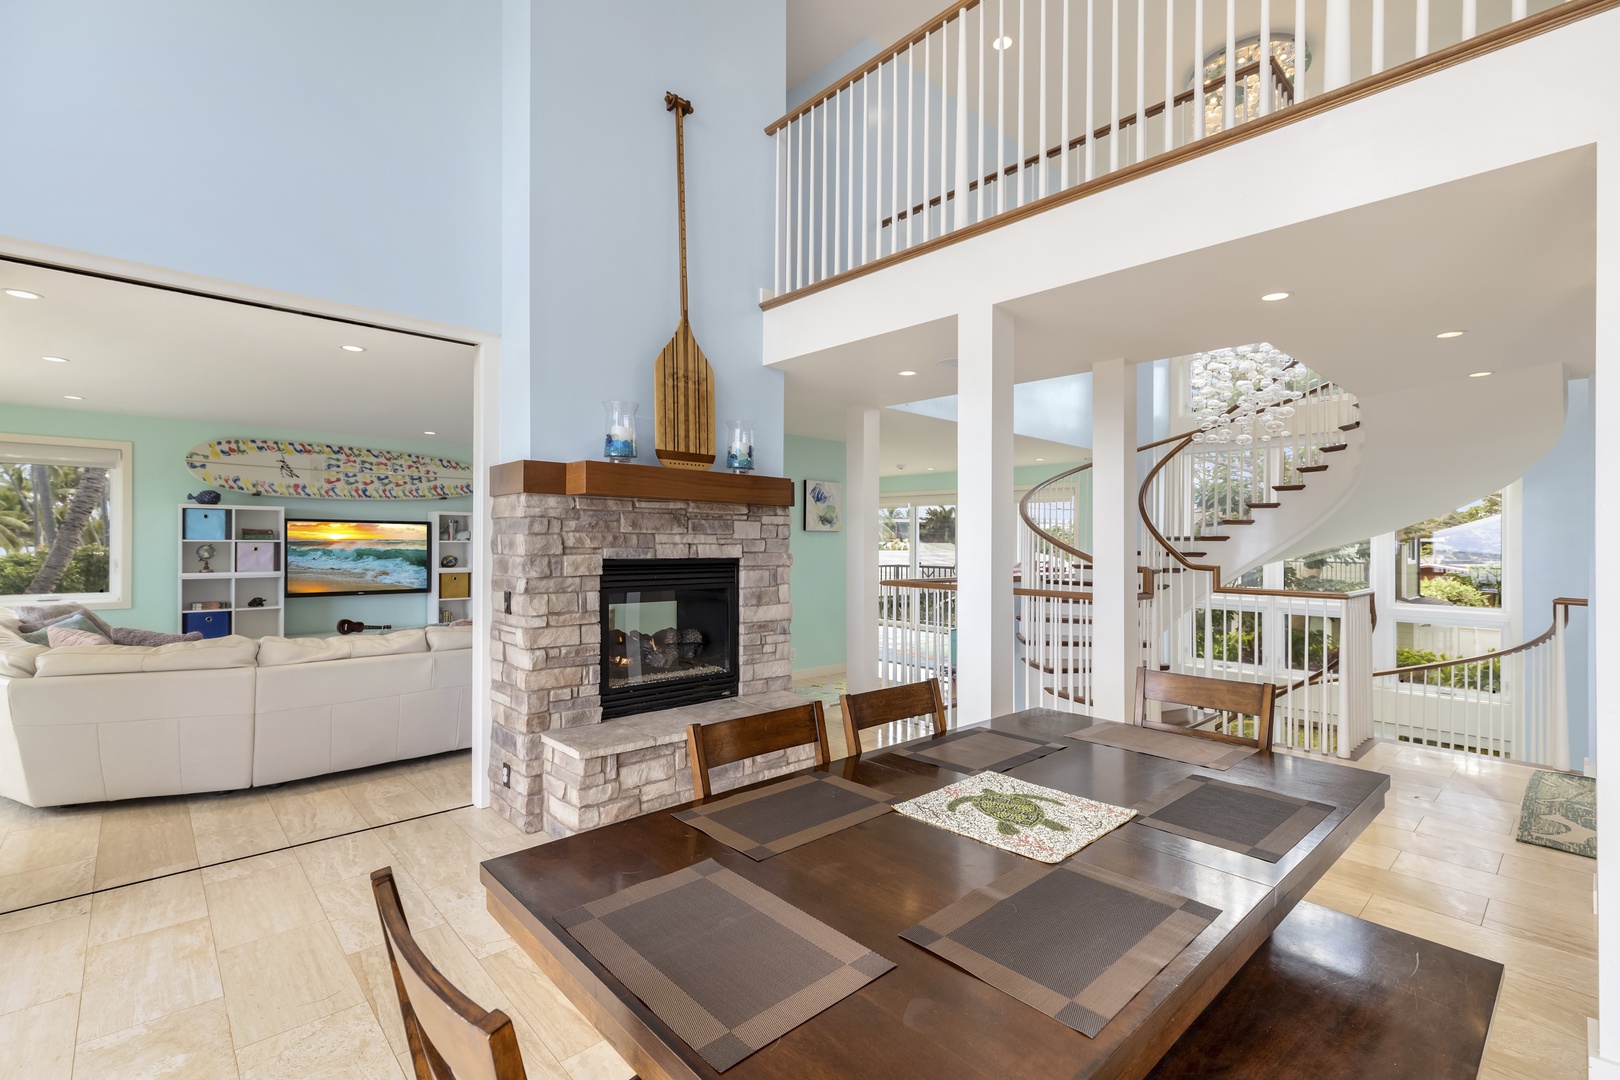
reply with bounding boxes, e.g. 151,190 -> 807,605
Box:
501,762 -> 511,787
503,590 -> 512,615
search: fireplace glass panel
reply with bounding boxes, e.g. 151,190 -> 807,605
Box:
604,586 -> 734,690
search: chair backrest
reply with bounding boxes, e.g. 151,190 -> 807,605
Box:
686,701 -> 831,798
1134,668 -> 1277,749
372,867 -> 528,1080
838,678 -> 947,755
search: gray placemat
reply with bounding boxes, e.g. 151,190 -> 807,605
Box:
892,772 -> 1136,863
1133,776 -> 1334,862
901,859 -> 1219,1038
889,727 -> 1070,774
1067,721 -> 1259,770
560,859 -> 894,1072
674,773 -> 895,861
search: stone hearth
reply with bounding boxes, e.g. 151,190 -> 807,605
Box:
488,473 -> 793,835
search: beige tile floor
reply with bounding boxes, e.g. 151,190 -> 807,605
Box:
0,704 -> 1598,1080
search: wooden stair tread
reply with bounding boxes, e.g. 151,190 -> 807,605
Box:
1219,519 -> 1256,526
1339,421 -> 1360,431
1321,443 -> 1349,453
1246,502 -> 1281,509
1298,465 -> 1330,473
1273,484 -> 1307,491
1178,551 -> 1207,558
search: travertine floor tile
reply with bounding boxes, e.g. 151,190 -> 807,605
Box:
447,804 -> 538,856
0,858 -> 95,913
88,871 -> 207,947
403,755 -> 473,812
71,998 -> 237,1080
77,916 -> 221,1042
294,830 -> 395,889
0,993 -> 77,1079
235,1000 -> 403,1079
482,944 -> 604,1061
0,894 -> 89,936
315,867 -> 439,954
192,816 -> 290,866
216,919 -> 363,1047
0,910 -> 88,1016
92,802 -> 198,890
266,786 -> 369,846
0,814 -> 101,876
348,944 -> 409,1057
342,775 -> 438,828
561,1039 -> 636,1080
202,850 -> 326,950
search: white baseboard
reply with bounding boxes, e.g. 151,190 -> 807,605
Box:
792,664 -> 847,680
1589,1019 -> 1620,1079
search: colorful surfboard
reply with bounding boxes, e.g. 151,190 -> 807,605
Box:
184,439 -> 473,500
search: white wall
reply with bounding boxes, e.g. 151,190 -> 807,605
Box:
0,0 -> 502,332
523,0 -> 786,472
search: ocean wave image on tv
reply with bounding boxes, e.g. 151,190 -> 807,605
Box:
286,520 -> 430,595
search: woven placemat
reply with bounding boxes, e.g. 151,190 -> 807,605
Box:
673,773 -> 894,861
1133,776 -> 1333,862
892,772 -> 1136,863
889,727 -> 1070,774
901,858 -> 1219,1037
560,859 -> 894,1072
1066,721 -> 1258,770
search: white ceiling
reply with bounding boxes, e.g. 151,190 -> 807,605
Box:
0,261 -> 476,445
870,406 -> 1086,476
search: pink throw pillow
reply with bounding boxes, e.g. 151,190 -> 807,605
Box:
46,625 -> 110,648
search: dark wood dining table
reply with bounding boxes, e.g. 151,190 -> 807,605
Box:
481,708 -> 1389,1080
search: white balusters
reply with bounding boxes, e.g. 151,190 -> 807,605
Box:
1110,0 -> 1121,171
1134,0 -> 1146,163
955,12 -> 969,230
1223,0 -> 1236,131
1258,0 -> 1272,116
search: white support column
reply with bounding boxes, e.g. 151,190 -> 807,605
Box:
957,306 -> 1016,721
1092,357 -> 1138,722
1591,138 -> 1620,1080
1369,532 -> 1398,670
845,407 -> 882,694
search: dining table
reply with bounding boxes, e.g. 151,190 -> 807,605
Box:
481,707 -> 1389,1080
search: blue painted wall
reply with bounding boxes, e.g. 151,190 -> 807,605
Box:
1521,377 -> 1595,768
0,1 -> 502,332
784,435 -> 847,671
0,403 -> 472,636
525,1 -> 787,473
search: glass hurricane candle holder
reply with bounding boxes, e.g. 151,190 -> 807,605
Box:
603,400 -> 639,462
724,420 -> 755,473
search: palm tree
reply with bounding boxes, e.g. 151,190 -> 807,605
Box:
27,468 -> 108,593
919,505 -> 957,544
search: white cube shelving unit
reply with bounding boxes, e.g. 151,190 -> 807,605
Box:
430,511 -> 473,626
178,504 -> 286,638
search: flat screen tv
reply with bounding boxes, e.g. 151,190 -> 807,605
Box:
285,519 -> 432,598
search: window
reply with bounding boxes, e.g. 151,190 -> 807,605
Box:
1284,540 -> 1371,593
1395,493 -> 1503,608
0,435 -> 132,609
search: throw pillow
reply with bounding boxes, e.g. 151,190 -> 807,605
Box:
109,627 -> 204,647
16,603 -> 116,639
22,612 -> 111,646
47,625 -> 110,648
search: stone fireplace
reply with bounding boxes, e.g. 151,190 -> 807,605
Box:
487,461 -> 796,836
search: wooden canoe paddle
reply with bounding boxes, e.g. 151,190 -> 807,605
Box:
654,91 -> 717,471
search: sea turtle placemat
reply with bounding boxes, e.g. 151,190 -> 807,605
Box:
674,773 -> 894,861
888,727 -> 1070,774
560,858 -> 895,1072
892,772 -> 1136,863
900,858 -> 1219,1037
1132,776 -> 1334,862
1516,769 -> 1596,858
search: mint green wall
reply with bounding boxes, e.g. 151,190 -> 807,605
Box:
784,435 -> 845,672
0,403 -> 472,636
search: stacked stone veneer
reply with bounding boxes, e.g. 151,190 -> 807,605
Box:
488,492 -> 793,834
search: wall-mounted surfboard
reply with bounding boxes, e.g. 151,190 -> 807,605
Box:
184,439 -> 473,500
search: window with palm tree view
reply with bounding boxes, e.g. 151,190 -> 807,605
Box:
0,439 -> 124,601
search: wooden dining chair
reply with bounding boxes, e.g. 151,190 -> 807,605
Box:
1135,667 -> 1278,749
372,866 -> 530,1080
686,701 -> 831,798
838,678 -> 948,756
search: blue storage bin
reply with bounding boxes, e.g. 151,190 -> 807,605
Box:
183,509 -> 227,540
183,611 -> 231,638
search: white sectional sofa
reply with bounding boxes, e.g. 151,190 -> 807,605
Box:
0,614 -> 472,807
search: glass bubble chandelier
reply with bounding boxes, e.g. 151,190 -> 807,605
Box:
1188,343 -> 1301,446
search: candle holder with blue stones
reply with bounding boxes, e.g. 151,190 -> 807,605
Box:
724,420 -> 755,474
603,400 -> 639,462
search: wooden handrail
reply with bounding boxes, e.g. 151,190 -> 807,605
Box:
878,57 -> 1296,228
1372,597 -> 1587,677
762,0 -> 1620,310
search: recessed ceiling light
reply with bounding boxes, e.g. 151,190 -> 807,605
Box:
4,289 -> 41,300
938,357 -> 958,369
63,395 -> 83,401
1260,291 -> 1291,302
41,355 -> 69,364
1436,330 -> 1466,339
1468,371 -> 1493,378
992,35 -> 1013,50
341,344 -> 366,352
423,430 -> 437,435
898,370 -> 917,376
1036,457 -> 1045,461
926,467 -> 935,471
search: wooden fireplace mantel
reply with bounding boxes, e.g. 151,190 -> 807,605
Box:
488,460 -> 796,507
